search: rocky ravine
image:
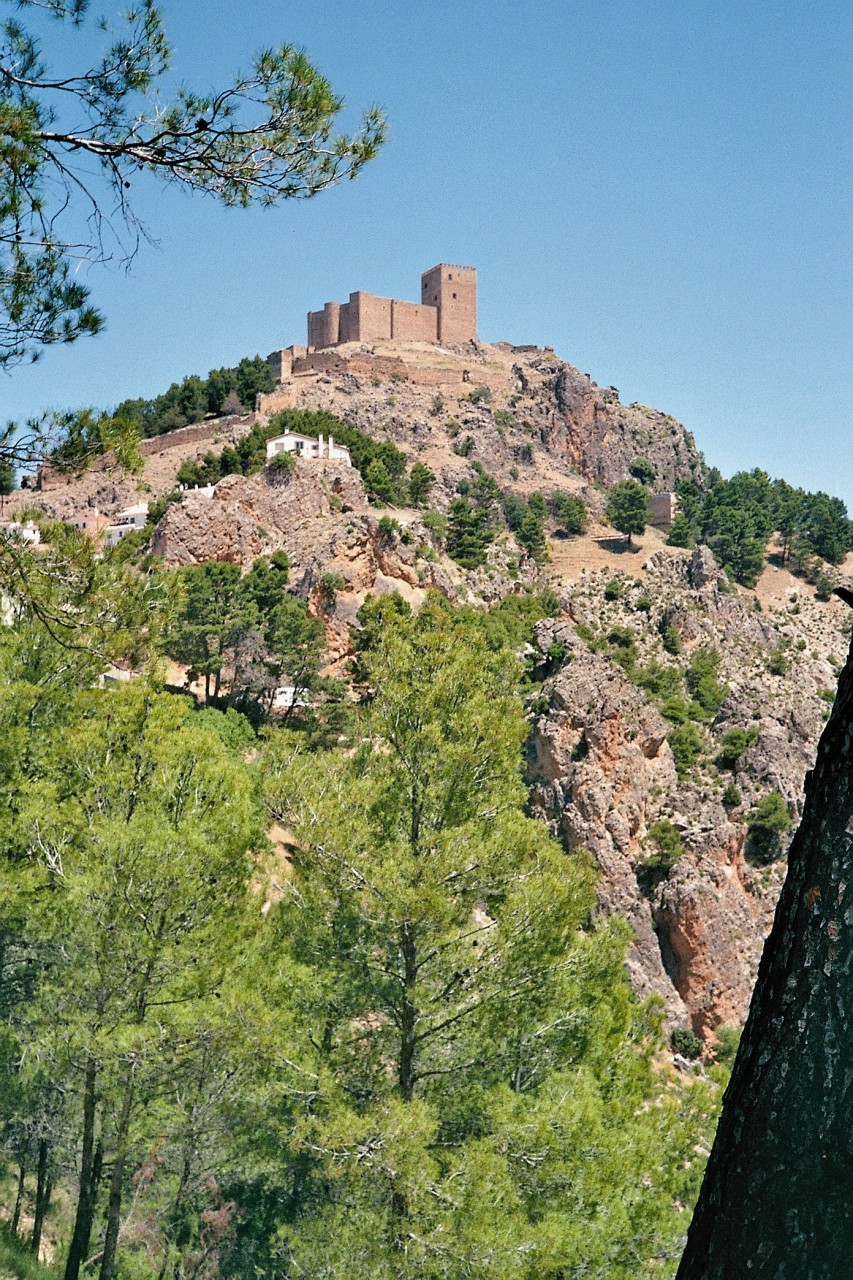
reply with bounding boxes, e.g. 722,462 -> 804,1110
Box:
527,546 -> 851,1041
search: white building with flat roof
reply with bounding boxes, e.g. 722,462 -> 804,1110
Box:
104,502 -> 149,548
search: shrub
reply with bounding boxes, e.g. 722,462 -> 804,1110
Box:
713,1024 -> 742,1065
767,647 -> 790,676
377,516 -> 399,539
629,457 -> 656,486
722,780 -> 742,808
267,450 -> 296,480
604,577 -> 625,601
644,819 -> 685,870
320,572 -> 347,595
661,624 -> 683,655
453,435 -> 475,458
635,594 -> 653,612
520,443 -> 533,464
422,509 -> 448,547
747,791 -> 792,862
717,726 -> 758,769
815,570 -> 835,600
671,1027 -> 703,1060
493,409 -> 515,428
466,385 -> 491,405
668,722 -> 704,778
685,647 -> 728,720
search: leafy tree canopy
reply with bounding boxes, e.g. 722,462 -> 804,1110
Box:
0,0 -> 385,369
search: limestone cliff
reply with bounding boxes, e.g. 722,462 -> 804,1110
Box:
527,546 -> 851,1041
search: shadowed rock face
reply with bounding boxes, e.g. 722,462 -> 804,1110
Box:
677,627 -> 853,1279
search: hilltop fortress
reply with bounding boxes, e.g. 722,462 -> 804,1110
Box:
307,264 -> 477,348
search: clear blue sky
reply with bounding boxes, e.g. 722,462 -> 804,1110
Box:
3,1 -> 851,506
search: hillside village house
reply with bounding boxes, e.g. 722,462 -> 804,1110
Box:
104,502 -> 149,548
265,429 -> 351,465
0,520 -> 40,545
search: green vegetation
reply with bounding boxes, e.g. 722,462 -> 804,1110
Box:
162,556 -> 328,720
685,646 -> 728,721
607,479 -> 650,548
717,726 -> 759,769
551,492 -> 588,535
645,819 -> 686,871
747,791 -> 793,862
0,582 -> 724,1280
671,472 -> 853,585
117,356 -> 275,437
669,722 -> 705,778
629,457 -> 656,486
671,1028 -> 704,1060
0,4 -> 384,373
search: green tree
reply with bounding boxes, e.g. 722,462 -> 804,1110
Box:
517,507 -> 547,561
746,791 -> 792,863
407,461 -> 435,507
364,458 -> 397,505
164,561 -> 247,701
550,492 -> 588,535
0,457 -> 15,513
607,480 -> 650,549
1,688 -> 261,1280
0,2 -> 385,369
446,497 -> 493,568
259,600 -> 717,1277
705,508 -> 765,587
666,513 -> 694,548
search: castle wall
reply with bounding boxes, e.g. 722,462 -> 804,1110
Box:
346,291 -> 393,342
391,299 -> 438,342
307,302 -> 342,348
306,265 -> 476,349
421,264 -> 477,342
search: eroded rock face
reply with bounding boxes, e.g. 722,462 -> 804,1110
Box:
150,459 -> 536,662
527,546 -> 839,1041
528,629 -> 688,1020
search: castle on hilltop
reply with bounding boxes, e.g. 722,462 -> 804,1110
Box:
307,264 -> 477,349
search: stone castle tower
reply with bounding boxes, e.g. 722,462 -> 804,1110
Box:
307,264 -> 477,349
420,264 -> 477,343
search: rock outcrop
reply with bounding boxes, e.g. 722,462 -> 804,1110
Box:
527,547 -> 849,1041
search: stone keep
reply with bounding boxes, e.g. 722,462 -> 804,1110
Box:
307,264 -> 477,348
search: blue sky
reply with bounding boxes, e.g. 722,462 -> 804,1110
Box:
3,0 -> 851,506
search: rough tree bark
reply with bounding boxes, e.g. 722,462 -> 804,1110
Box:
677,621 -> 853,1278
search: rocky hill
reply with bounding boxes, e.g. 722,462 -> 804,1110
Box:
12,336 -> 851,1050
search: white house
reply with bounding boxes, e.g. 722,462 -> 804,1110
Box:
1,520 -> 41,546
265,429 -> 351,466
103,502 -> 149,548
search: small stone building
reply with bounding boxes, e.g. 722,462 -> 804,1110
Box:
648,492 -> 679,527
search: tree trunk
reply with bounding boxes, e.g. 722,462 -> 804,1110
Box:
398,922 -> 418,1103
10,1161 -> 26,1235
677,630 -> 853,1277
30,1140 -> 52,1255
98,1073 -> 135,1280
65,1058 -> 99,1280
